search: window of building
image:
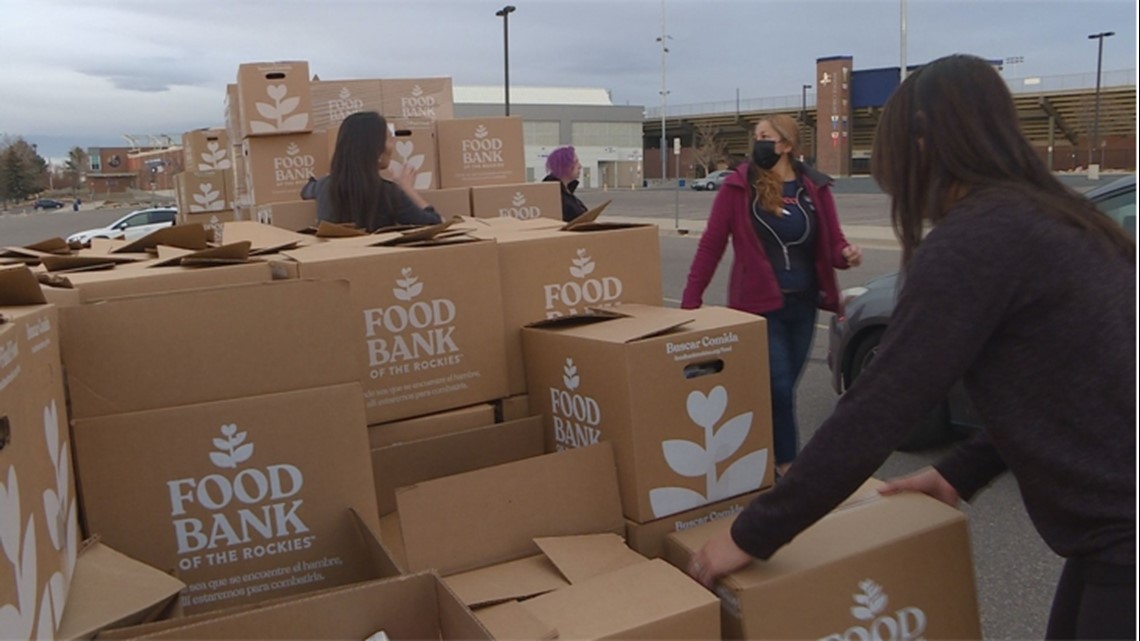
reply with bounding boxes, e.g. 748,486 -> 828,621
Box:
523,121 -> 560,147
570,122 -> 641,148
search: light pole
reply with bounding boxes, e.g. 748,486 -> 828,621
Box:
1087,31 -> 1114,170
899,0 -> 907,83
801,84 -> 812,163
656,0 -> 670,181
495,5 -> 516,116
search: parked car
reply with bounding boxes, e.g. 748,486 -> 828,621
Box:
33,198 -> 65,210
690,169 -> 733,191
827,174 -> 1136,451
66,207 -> 178,245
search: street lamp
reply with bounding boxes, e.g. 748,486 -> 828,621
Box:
656,1 -> 670,182
800,84 -> 811,124
1087,31 -> 1114,170
495,5 -> 516,116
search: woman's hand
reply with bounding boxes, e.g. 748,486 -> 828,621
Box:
686,530 -> 753,590
393,162 -> 420,195
879,467 -> 961,507
842,244 -> 863,267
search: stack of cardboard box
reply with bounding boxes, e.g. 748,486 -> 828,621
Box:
175,128 -> 235,237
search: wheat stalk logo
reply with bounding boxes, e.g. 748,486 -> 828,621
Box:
393,267 -> 424,302
338,87 -> 352,100
474,125 -> 489,139
286,143 -> 301,156
512,192 -> 527,207
568,249 -> 595,279
648,386 -> 768,518
850,580 -> 889,621
411,85 -> 424,98
249,84 -> 309,134
209,424 -> 254,469
562,358 -> 580,390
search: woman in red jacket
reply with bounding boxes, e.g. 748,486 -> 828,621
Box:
681,114 -> 862,476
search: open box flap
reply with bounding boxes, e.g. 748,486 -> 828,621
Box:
525,305 -> 695,344
219,221 -> 312,255
112,224 -> 210,254
534,533 -> 647,585
443,555 -> 569,608
0,264 -> 48,306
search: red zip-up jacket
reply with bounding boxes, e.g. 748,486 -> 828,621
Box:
681,162 -> 853,313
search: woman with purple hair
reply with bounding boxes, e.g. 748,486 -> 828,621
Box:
542,146 -> 589,222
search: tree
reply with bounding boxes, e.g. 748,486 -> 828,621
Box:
64,146 -> 89,194
692,122 -> 728,177
0,137 -> 46,204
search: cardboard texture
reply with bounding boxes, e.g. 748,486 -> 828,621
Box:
664,488 -> 982,641
178,211 -> 239,244
0,266 -> 80,640
625,491 -> 760,560
251,200 -> 318,232
380,120 -> 439,191
419,188 -> 472,219
59,279 -> 358,419
380,78 -> 455,127
108,572 -> 490,641
112,224 -> 209,254
181,129 -> 232,172
216,221 -> 311,255
436,117 -> 525,189
241,131 -> 329,205
495,223 -> 664,395
470,182 -> 561,221
474,601 -> 557,641
223,84 -> 242,142
496,394 -> 531,423
523,304 -> 774,523
278,237 -> 509,424
309,79 -> 383,131
236,61 -> 312,137
55,541 -> 185,641
176,170 -> 232,213
38,261 -> 272,308
71,383 -> 383,615
371,415 -> 546,516
367,403 -> 495,449
395,443 -> 625,576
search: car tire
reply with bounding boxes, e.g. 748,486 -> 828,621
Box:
707,183 -> 718,192
846,329 -> 953,452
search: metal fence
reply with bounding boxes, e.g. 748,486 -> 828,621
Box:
645,68 -> 1136,119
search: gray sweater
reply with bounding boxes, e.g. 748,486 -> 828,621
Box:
731,188 -> 1136,565
304,175 -> 442,231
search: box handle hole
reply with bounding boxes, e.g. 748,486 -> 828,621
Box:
683,359 -> 724,379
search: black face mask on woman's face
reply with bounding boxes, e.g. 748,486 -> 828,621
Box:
751,139 -> 781,170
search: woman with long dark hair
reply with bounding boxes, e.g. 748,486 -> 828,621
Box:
687,54 -> 1135,639
682,114 -> 862,477
305,111 -> 441,231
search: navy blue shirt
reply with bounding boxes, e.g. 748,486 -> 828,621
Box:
750,180 -> 816,292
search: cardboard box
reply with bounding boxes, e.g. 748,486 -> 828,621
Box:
224,83 -> 242,141
182,128 -> 232,172
176,170 -> 232,213
381,77 -> 455,127
38,261 -> 272,307
386,444 -> 720,640
495,223 -> 664,395
105,572 -> 490,641
309,79 -> 383,131
367,403 -> 495,449
372,415 -> 545,517
58,279 -> 358,420
56,541 -> 185,641
241,131 -> 329,205
419,187 -> 471,218
625,491 -> 760,560
236,61 -> 312,136
496,394 -> 531,423
380,122 -> 439,191
231,143 -> 250,208
252,200 -> 317,231
523,304 -> 773,523
178,210 -> 239,244
664,482 -> 983,640
471,181 -> 561,221
0,266 -> 80,640
72,383 -> 383,614
436,117 -> 525,189
276,234 -> 509,424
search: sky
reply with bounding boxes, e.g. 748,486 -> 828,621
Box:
1,0 -> 1136,161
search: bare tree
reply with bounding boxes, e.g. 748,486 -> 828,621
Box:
65,146 -> 89,194
692,122 -> 728,177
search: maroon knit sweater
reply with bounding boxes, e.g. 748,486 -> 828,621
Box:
731,188 -> 1136,566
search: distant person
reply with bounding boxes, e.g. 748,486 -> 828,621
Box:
72,197 -> 80,211
300,111 -> 441,231
685,54 -> 1135,641
542,146 -> 589,222
681,114 -> 862,478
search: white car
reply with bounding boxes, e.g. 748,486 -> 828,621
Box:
690,169 -> 733,191
67,207 -> 178,244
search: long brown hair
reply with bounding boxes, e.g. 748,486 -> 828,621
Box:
328,111 -> 398,230
872,54 -> 1134,266
750,115 -> 800,215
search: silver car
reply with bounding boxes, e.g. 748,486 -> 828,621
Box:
827,174 -> 1136,450
690,169 -> 733,192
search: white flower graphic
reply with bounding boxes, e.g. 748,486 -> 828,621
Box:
0,467 -> 37,640
249,84 -> 309,134
196,141 -> 231,171
393,267 -> 424,302
388,141 -> 432,190
851,579 -> 889,621
511,193 -> 527,207
648,385 -> 768,518
474,125 -> 489,139
38,400 -> 77,634
568,249 -> 595,279
562,358 -> 580,390
190,182 -> 223,212
209,424 -> 254,469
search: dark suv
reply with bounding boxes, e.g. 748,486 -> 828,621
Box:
33,198 -> 65,210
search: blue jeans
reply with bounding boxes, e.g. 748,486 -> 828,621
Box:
762,291 -> 818,466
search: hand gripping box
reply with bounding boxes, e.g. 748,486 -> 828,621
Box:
523,304 -> 774,523
0,266 -> 79,640
664,481 -> 983,640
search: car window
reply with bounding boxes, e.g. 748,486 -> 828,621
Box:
149,210 -> 176,224
122,212 -> 152,227
1094,188 -> 1136,240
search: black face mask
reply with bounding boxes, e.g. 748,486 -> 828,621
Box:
751,139 -> 781,170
